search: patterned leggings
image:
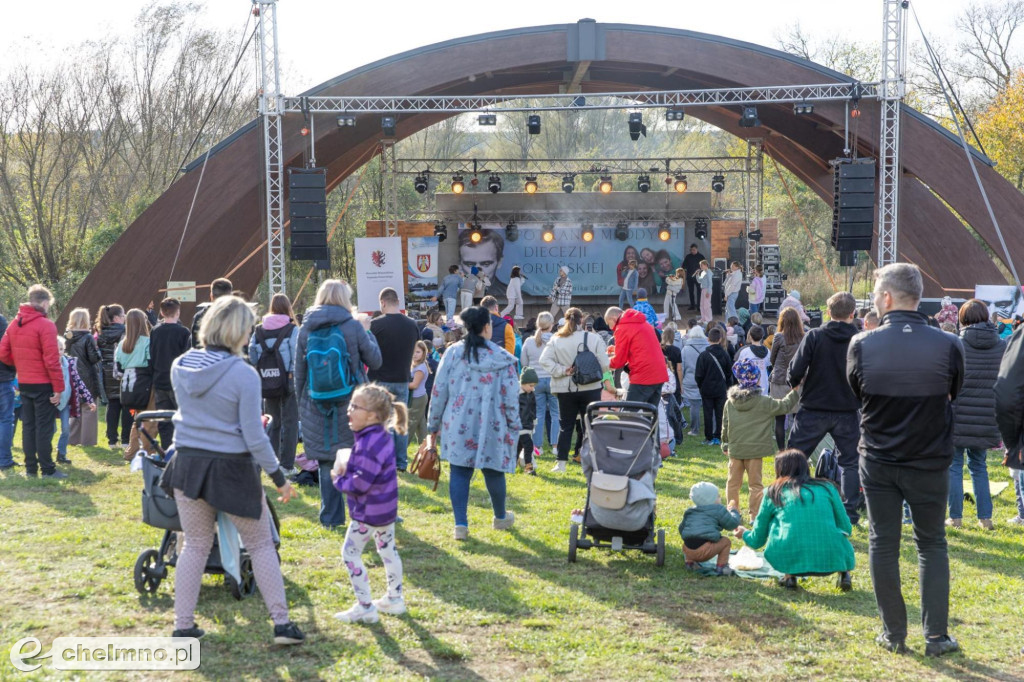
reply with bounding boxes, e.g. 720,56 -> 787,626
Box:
173,491 -> 290,629
342,521 -> 403,607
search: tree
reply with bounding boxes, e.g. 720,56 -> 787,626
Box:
974,68 -> 1024,190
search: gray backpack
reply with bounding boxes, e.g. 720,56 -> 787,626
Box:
571,332 -> 604,388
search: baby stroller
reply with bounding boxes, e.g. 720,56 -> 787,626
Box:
569,401 -> 665,566
132,411 -> 281,600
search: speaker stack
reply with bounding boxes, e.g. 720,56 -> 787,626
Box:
289,167 -> 330,265
758,244 -> 784,316
831,158 -> 876,259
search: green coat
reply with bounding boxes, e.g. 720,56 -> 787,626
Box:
742,483 -> 855,575
678,503 -> 742,544
721,386 -> 800,460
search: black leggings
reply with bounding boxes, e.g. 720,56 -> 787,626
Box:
556,389 -> 601,461
105,398 -> 134,445
775,415 -> 787,451
702,394 -> 726,440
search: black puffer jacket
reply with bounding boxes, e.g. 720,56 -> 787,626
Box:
695,345 -> 735,399
953,323 -> 1005,450
995,325 -> 1024,468
519,390 -> 537,432
96,323 -> 125,400
66,330 -> 106,403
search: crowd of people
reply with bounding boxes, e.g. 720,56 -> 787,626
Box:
2,257 -> 1023,656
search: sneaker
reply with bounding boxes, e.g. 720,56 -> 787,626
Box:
372,595 -> 407,616
524,463 -> 536,476
42,470 -> 68,480
454,525 -> 469,541
701,440 -> 713,446
715,565 -> 735,576
778,575 -> 798,590
333,603 -> 379,624
875,633 -> 907,654
979,519 -> 994,530
56,456 -> 71,464
925,635 -> 959,657
710,438 -> 721,446
1008,515 -> 1024,525
493,512 -> 515,531
551,461 -> 567,473
571,454 -> 581,464
172,626 -> 206,639
118,443 -> 129,449
273,622 -> 306,644
108,442 -> 119,450
685,561 -> 697,570
945,518 -> 962,529
687,431 -> 700,438
837,571 -> 853,592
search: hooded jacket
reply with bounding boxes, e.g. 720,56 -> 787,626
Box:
694,344 -> 734,399
952,322 -> 1005,450
0,315 -> 14,383
787,321 -> 860,412
294,304 -> 382,461
680,335 -> 709,402
995,325 -> 1024,468
734,344 -> 770,395
334,423 -> 398,526
608,309 -> 668,385
0,305 -> 64,393
65,329 -> 105,401
427,339 -> 521,472
149,321 -> 192,390
248,314 -> 299,374
769,333 -> 801,386
97,323 -> 125,399
722,386 -> 801,459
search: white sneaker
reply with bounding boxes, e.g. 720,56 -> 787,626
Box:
372,595 -> 407,616
551,461 -> 567,473
1008,515 -> 1024,525
334,602 -> 379,624
493,511 -> 515,531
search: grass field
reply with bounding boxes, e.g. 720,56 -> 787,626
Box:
1,417 -> 1023,681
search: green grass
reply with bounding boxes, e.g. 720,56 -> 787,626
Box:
1,415 -> 1023,680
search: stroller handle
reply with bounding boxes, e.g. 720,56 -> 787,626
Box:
585,400 -> 658,419
134,410 -> 177,425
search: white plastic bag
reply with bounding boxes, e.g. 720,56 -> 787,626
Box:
729,545 -> 764,571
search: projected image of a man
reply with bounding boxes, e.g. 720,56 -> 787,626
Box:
458,227 -> 506,296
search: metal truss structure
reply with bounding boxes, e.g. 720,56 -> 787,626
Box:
394,156 -> 751,177
425,208 -> 750,225
878,0 -> 907,267
380,141 -> 399,237
255,0 -> 285,296
745,139 -> 764,274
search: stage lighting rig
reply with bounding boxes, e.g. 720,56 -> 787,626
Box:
739,106 -> 760,128
469,222 -> 483,243
524,176 -> 538,194
381,116 -> 397,137
581,224 -> 595,242
637,174 -> 651,193
628,112 -> 647,141
451,175 -> 465,194
487,174 -> 501,194
505,220 -> 519,242
658,222 -> 672,241
414,174 -> 429,194
542,224 -> 555,242
747,229 -> 763,242
711,174 -> 726,193
527,114 -> 541,135
434,221 -> 448,242
694,217 -> 709,240
478,114 -> 497,126
666,108 -> 685,122
614,221 -> 629,241
561,175 -> 575,193
793,102 -> 814,115
674,175 -> 688,193
336,115 -> 356,127
599,176 -> 613,194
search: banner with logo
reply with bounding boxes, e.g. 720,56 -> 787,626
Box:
354,237 -> 405,312
407,236 -> 439,303
457,222 -> 689,297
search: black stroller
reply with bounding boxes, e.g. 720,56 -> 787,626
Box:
569,401 -> 665,566
132,411 -> 280,600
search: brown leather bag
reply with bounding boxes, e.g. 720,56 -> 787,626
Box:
410,440 -> 441,490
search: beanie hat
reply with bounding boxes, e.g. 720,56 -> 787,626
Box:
732,358 -> 761,389
471,266 -> 479,275
789,289 -> 801,301
520,366 -> 539,385
420,327 -> 434,342
690,481 -> 719,507
637,287 -> 648,299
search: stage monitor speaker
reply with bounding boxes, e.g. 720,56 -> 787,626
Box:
763,287 -> 784,315
288,167 -> 329,261
831,158 -> 876,252
806,308 -> 823,329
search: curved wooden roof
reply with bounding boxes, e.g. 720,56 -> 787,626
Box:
68,20 -> 1021,313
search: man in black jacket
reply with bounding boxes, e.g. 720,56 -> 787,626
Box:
681,244 -> 705,311
787,291 -> 862,522
0,313 -> 15,470
847,263 -> 964,657
150,298 -> 192,447
190,278 -> 233,348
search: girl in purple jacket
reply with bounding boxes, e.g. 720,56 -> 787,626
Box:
331,384 -> 407,624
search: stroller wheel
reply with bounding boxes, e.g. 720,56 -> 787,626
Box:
134,549 -> 164,594
568,523 -> 579,563
227,555 -> 257,601
655,529 -> 666,567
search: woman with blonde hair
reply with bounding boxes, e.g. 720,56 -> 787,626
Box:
519,311 -> 559,449
295,279 -> 382,529
64,307 -> 105,447
249,293 -> 300,473
160,295 -> 304,644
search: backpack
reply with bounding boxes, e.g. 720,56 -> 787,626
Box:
571,332 -> 604,388
815,447 -> 841,485
120,364 -> 153,410
254,324 -> 293,399
305,324 -> 358,446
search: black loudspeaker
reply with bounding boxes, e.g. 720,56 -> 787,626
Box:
712,272 -> 723,316
728,238 -> 745,268
831,159 -> 876,252
763,287 -> 784,315
806,308 -> 823,329
289,167 -> 330,261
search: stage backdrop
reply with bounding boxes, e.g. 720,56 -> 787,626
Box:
407,236 -> 440,303
354,237 -> 405,312
975,284 -> 1024,322
458,222 -> 689,297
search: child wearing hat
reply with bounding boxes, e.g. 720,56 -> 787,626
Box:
678,481 -> 741,575
518,367 -> 539,475
632,288 -> 660,330
722,358 -> 801,520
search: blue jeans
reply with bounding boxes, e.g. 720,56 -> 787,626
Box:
449,464 -> 507,527
378,381 -> 410,471
687,399 -> 702,435
948,447 -> 992,520
318,462 -> 346,528
444,297 -> 457,323
618,289 -> 634,309
0,380 -> 15,466
533,377 -> 559,447
1015,469 -> 1024,518
57,405 -> 70,457
750,302 -> 760,314
726,292 -> 739,321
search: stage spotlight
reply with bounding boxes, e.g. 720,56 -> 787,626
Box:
381,116 -> 397,137
581,224 -> 595,242
469,223 -> 483,243
561,175 -> 575,193
674,175 -> 688,193
572,95 -> 586,107
794,102 -> 814,115
614,221 -> 629,241
739,106 -> 760,128
748,229 -> 763,242
599,176 -> 613,194
524,176 -> 538,194
414,174 -> 428,194
434,221 -> 448,242
505,220 -> 519,242
851,105 -> 861,119
336,115 -> 356,127
666,108 -> 685,122
637,174 -> 651,193
711,174 -> 725,193
478,113 -> 497,126
658,222 -> 672,241
300,126 -> 310,137
542,224 -> 555,242
628,112 -> 647,141
527,114 -> 541,135
451,175 -> 465,194
694,217 -> 708,241
487,174 -> 501,194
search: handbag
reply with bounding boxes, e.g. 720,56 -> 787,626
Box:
590,471 -> 629,510
409,440 -> 441,491
120,365 -> 154,411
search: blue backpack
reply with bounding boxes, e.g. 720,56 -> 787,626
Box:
305,324 -> 358,445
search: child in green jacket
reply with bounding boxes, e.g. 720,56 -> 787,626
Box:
678,481 -> 741,576
722,359 -> 800,520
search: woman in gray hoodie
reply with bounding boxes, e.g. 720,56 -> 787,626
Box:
681,326 -> 709,437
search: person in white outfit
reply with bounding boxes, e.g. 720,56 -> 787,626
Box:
663,268 -> 684,321
723,262 -> 743,322
501,266 -> 525,320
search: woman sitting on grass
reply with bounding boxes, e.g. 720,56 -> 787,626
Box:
734,449 -> 855,591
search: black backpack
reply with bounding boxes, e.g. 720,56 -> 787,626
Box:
255,324 -> 294,398
571,332 -> 604,388
815,448 -> 841,485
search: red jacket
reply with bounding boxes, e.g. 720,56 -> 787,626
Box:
609,309 -> 669,385
0,305 -> 65,392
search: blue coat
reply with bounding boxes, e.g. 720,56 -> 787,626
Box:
427,339 -> 521,472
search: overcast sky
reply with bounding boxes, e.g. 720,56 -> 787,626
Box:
2,1 -> 972,93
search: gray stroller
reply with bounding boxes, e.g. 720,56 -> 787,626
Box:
569,401 -> 665,566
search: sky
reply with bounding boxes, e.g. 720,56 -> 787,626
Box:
1,0 -> 973,93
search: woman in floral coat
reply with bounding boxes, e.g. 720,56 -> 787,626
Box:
428,306 -> 521,541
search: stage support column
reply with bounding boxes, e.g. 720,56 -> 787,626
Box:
745,138 -> 763,275
878,0 -> 908,267
256,0 -> 286,299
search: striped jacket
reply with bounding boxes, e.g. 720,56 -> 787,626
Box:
335,423 -> 398,526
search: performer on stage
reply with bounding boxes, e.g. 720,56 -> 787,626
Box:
696,260 -> 714,324
620,260 -> 639,309
548,266 -> 573,318
501,266 -> 525,320
682,244 -> 706,311
664,268 -> 684,322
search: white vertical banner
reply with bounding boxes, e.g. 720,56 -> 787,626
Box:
354,237 -> 405,312
407,236 -> 439,304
